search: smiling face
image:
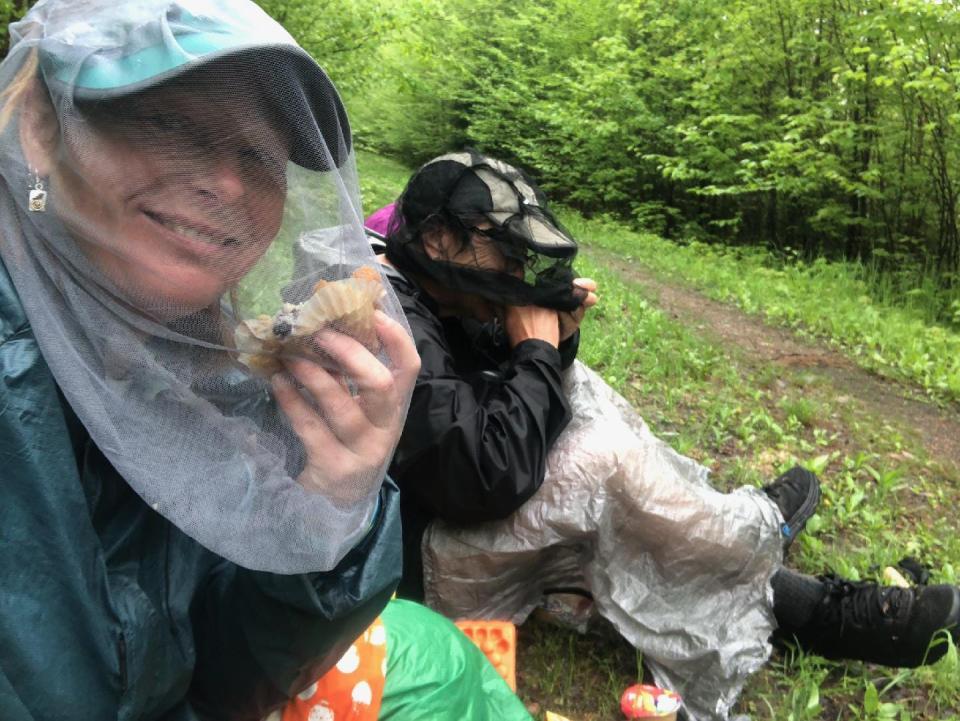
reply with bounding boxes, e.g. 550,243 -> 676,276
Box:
21,72 -> 290,317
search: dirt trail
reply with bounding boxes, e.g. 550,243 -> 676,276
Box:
598,251 -> 960,469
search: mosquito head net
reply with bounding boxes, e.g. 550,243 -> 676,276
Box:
0,0 -> 414,573
385,151 -> 584,312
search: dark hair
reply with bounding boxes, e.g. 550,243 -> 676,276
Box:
384,210 -> 583,312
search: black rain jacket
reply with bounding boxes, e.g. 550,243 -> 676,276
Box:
383,265 -> 576,597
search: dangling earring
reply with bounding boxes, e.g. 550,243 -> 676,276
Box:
228,284 -> 240,317
28,168 -> 47,212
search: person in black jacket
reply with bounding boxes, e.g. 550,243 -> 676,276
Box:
373,151 -> 960,720
370,154 -> 594,597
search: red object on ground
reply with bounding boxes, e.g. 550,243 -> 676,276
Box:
620,684 -> 683,719
454,619 -> 517,691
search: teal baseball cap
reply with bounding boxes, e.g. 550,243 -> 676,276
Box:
16,0 -> 350,170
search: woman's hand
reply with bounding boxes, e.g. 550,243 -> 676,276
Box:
272,311 -> 420,503
503,304 -> 561,348
558,277 -> 598,342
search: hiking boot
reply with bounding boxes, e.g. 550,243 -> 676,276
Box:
786,574 -> 960,667
762,466 -> 821,551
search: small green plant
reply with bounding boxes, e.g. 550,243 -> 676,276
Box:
864,465 -> 907,499
779,396 -> 819,429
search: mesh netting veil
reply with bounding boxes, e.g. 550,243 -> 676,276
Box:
386,151 -> 585,312
0,0 -> 413,573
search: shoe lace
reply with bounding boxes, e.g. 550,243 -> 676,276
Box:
820,574 -> 911,632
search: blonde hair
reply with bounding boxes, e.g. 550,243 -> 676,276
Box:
0,47 -> 40,134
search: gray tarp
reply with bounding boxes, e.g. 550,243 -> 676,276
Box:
423,361 -> 783,721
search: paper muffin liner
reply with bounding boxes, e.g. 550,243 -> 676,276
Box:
234,267 -> 386,375
294,277 -> 382,336
235,315 -> 284,376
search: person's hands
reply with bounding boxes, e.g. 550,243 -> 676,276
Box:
558,277 -> 599,342
272,311 -> 420,503
503,304 -> 561,349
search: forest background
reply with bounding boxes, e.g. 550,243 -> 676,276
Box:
258,0 -> 960,330
3,0 -> 960,327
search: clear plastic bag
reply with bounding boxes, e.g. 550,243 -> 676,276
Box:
424,361 -> 783,720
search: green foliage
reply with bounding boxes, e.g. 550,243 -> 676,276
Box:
0,0 -> 32,57
344,0 -> 960,316
9,0 -> 960,316
356,149 -> 411,214
255,0 -> 396,95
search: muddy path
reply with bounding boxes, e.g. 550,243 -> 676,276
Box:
595,250 -> 960,470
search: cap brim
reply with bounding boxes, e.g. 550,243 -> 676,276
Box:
490,213 -> 577,259
56,45 -> 350,171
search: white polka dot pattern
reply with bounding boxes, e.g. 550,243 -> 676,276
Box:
351,681 -> 373,706
369,625 -> 386,646
308,705 -> 335,721
336,645 -> 361,674
276,615 -> 386,720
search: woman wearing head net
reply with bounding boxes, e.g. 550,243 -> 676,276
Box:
370,151 -> 960,720
0,2 -> 532,720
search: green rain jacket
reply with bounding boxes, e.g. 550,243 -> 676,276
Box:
0,258 -> 402,721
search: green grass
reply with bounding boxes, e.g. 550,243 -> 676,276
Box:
569,247 -> 960,721
356,150 -> 960,720
357,150 -> 413,215
559,212 -> 960,405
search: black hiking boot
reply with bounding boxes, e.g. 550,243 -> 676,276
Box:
784,574 -> 960,667
762,466 -> 821,551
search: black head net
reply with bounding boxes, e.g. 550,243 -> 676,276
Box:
385,150 -> 584,312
